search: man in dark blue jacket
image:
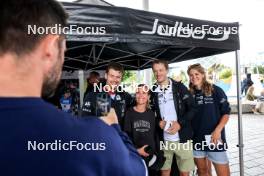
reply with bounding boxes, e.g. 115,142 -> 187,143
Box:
82,62 -> 134,129
0,0 -> 146,175
150,60 -> 197,176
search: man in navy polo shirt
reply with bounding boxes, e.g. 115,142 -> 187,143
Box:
0,0 -> 146,175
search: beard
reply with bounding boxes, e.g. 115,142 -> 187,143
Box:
41,62 -> 62,98
41,40 -> 64,98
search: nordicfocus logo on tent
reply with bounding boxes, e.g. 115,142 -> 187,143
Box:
141,19 -> 238,41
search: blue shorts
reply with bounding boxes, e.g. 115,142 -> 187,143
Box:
193,150 -> 229,165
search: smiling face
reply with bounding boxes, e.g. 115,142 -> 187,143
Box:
105,68 -> 122,90
152,63 -> 168,84
135,86 -> 149,106
188,68 -> 205,88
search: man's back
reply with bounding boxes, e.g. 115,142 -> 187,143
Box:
0,97 -> 146,176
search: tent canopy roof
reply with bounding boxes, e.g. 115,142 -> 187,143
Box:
63,2 -> 240,71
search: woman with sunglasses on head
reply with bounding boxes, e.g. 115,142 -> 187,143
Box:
187,64 -> 231,176
124,84 -> 163,176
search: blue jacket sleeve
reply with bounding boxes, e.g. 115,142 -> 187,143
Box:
111,124 -> 147,176
214,86 -> 231,116
111,124 -> 140,155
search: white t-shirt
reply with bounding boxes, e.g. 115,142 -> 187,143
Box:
157,80 -> 180,141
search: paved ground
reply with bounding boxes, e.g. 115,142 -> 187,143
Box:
211,114 -> 264,176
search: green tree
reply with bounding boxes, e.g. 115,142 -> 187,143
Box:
180,70 -> 188,84
122,70 -> 133,82
253,66 -> 264,74
219,68 -> 232,79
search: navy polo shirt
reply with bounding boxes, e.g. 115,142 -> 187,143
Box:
192,85 -> 231,151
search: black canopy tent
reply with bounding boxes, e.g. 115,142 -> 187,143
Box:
62,1 -> 244,175
63,2 -> 239,71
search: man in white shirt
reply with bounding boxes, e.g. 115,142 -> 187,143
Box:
151,60 -> 196,176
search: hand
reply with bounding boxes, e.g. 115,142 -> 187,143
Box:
211,129 -> 222,145
167,121 -> 181,135
137,145 -> 149,157
159,120 -> 166,129
100,108 -> 118,125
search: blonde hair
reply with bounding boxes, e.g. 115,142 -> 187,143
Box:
187,63 -> 214,96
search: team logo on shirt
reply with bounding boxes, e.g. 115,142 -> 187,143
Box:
197,100 -> 203,105
84,101 -> 91,107
134,120 -> 151,132
196,94 -> 214,105
195,95 -> 204,105
116,95 -> 121,101
220,98 -> 226,103
204,96 -> 213,104
183,94 -> 189,100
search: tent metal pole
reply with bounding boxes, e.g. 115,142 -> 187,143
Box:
63,65 -> 80,70
78,70 -> 85,108
94,48 -> 161,65
140,47 -> 169,68
66,43 -> 94,51
235,50 -> 244,176
170,47 -> 195,62
65,57 -> 92,64
142,0 -> 149,88
85,44 -> 95,70
137,69 -> 141,84
95,43 -> 105,64
143,0 -> 149,11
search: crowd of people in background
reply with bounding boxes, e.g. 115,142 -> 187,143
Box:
241,73 -> 254,96
241,73 -> 264,114
44,80 -> 80,115
245,86 -> 264,114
